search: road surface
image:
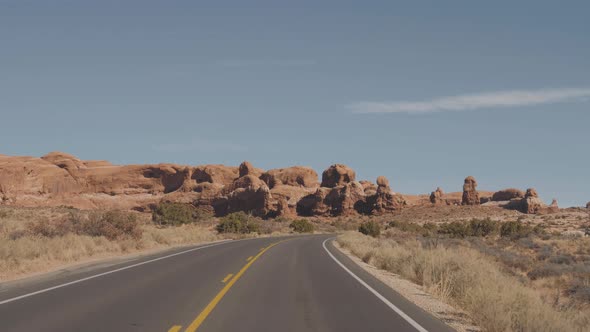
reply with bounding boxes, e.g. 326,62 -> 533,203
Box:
0,235 -> 454,332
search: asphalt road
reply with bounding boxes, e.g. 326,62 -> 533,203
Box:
0,235 -> 455,332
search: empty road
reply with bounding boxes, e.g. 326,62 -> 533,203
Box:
0,235 -> 454,332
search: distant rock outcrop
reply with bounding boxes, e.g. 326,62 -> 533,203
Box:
461,176 -> 480,205
366,176 -> 405,214
216,171 -> 274,217
0,152 -> 564,218
260,166 -> 319,189
360,180 -> 377,195
192,165 -> 238,187
520,188 -> 546,214
586,202 -> 590,209
430,187 -> 444,204
548,198 -> 559,213
492,188 -> 524,201
320,164 -> 356,188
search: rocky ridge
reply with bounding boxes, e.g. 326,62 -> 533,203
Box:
0,152 -> 563,217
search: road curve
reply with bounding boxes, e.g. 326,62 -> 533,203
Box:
0,235 -> 454,332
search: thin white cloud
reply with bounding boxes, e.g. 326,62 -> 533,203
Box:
153,138 -> 247,153
349,87 -> 590,114
215,59 -> 317,68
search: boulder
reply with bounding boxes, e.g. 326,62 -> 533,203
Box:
324,182 -> 366,216
192,165 -> 238,187
430,187 -> 444,204
41,152 -> 87,175
367,176 -> 405,214
275,196 -> 296,218
260,166 -> 319,189
492,188 -> 525,201
297,187 -> 332,216
548,199 -> 559,213
525,188 -> 539,198
218,175 -> 274,217
320,164 -> 356,188
225,174 -> 265,193
461,176 -> 480,205
586,202 -> 590,209
238,161 -> 255,177
376,176 -> 389,188
359,180 -> 377,195
520,188 -> 546,214
270,185 -> 314,207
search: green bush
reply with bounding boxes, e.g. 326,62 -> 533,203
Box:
216,212 -> 260,234
359,221 -> 381,237
468,218 -> 499,237
290,219 -> 315,233
500,221 -> 532,239
438,221 -> 469,238
152,202 -> 210,226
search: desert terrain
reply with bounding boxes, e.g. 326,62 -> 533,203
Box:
1,152 -> 589,332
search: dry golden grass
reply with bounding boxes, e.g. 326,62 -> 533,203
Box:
0,206 -> 221,281
0,205 -> 303,282
337,231 -> 590,332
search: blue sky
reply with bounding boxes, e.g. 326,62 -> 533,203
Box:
1,0 -> 589,206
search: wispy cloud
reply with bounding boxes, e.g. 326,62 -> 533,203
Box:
349,87 -> 590,114
153,138 -> 247,153
215,59 -> 316,68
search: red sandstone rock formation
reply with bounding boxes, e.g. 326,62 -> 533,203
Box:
260,166 -> 319,189
359,180 -> 377,195
492,188 -> 525,201
520,188 -> 546,214
462,176 -> 480,205
548,199 -> 559,213
320,164 -> 356,188
430,187 -> 444,204
0,152 -> 564,218
366,176 -> 405,214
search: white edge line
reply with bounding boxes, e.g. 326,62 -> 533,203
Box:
322,238 -> 429,332
0,239 -> 238,305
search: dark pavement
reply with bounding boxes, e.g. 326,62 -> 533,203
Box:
0,235 -> 454,332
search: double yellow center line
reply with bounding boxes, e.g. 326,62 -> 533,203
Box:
172,240 -> 283,332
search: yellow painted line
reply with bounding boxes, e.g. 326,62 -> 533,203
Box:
184,241 -> 283,332
246,256 -> 253,261
168,325 -> 182,332
221,273 -> 234,283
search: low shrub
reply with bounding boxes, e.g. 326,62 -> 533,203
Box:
290,219 -> 315,233
468,218 -> 498,237
527,263 -> 568,280
388,221 -> 424,233
83,211 -> 142,240
216,212 -> 260,234
438,221 -> 469,238
152,202 -> 211,226
359,221 -> 381,237
27,210 -> 142,241
26,218 -> 76,238
500,221 -> 533,239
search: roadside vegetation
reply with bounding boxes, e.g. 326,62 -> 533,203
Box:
337,217 -> 590,332
289,219 -> 314,233
0,205 -> 220,281
0,204 -> 319,282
